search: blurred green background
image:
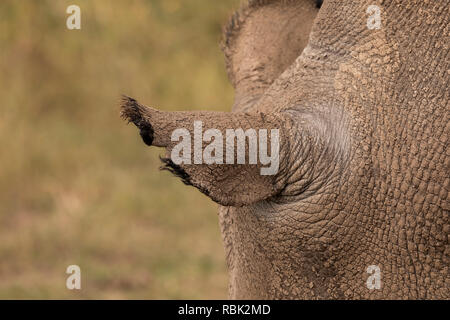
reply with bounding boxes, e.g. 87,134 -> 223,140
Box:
0,0 -> 241,298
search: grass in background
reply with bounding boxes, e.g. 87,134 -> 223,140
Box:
0,0 -> 240,298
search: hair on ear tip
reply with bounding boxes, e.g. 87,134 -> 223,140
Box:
159,157 -> 213,198
159,157 -> 193,187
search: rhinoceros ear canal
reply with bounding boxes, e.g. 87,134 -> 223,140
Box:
316,0 -> 323,9
222,0 -> 322,112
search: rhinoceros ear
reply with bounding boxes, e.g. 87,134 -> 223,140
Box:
121,96 -> 296,207
222,0 -> 322,111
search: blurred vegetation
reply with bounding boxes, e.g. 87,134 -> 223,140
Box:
0,0 -> 240,298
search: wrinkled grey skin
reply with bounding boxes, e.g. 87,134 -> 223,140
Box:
122,0 -> 449,299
